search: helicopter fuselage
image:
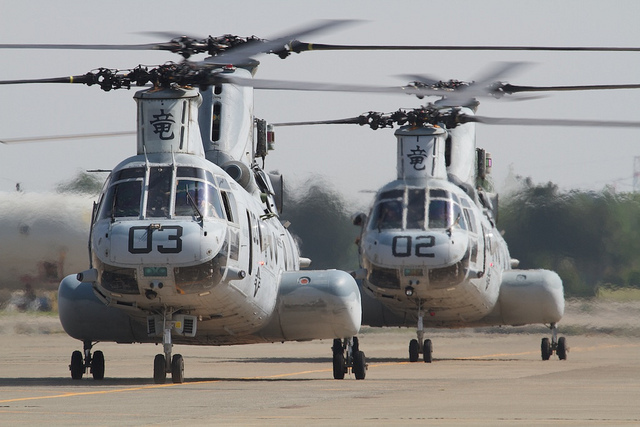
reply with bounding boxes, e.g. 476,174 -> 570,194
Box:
359,177 -> 510,326
356,123 -> 563,332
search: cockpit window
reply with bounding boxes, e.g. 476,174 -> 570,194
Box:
175,179 -> 224,218
369,200 -> 403,230
428,199 -> 450,229
406,189 -> 426,229
111,181 -> 142,218
378,189 -> 404,200
146,167 -> 172,218
99,169 -> 144,219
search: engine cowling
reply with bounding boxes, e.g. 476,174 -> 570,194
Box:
258,270 -> 362,341
494,269 -> 564,326
58,274 -> 148,343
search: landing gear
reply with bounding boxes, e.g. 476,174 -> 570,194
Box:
68,340 -> 104,380
409,311 -> 433,363
154,311 -> 185,384
541,323 -> 568,361
332,337 -> 367,380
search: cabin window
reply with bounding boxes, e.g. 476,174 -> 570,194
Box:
220,191 -> 237,223
212,102 -> 222,142
452,202 -> 467,230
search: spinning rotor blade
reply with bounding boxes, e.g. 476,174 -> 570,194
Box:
273,117 -> 363,127
499,83 -> 640,95
273,106 -> 640,131
0,75 -> 97,85
206,19 -> 357,65
0,42 -> 162,51
0,20 -> 356,60
0,131 -> 135,144
464,115 -> 640,128
220,74 -> 439,96
287,41 -> 640,54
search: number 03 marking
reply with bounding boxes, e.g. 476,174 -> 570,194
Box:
128,226 -> 183,254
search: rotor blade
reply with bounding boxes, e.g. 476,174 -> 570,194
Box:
220,74 -> 440,96
0,131 -> 135,144
0,75 -> 97,85
209,19 -> 358,65
289,42 -> 640,53
500,83 -> 640,94
0,43 -> 162,51
465,115 -> 640,128
273,117 -> 362,127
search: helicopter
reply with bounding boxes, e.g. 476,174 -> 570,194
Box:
0,21 -> 376,383
2,21 -> 640,380
272,66 -> 640,363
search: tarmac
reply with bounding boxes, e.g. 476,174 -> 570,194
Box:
0,311 -> 639,426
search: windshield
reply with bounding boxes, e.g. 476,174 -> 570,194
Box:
367,187 -> 468,231
175,179 -> 224,218
98,165 -> 226,220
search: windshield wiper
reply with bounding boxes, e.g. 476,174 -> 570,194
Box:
186,192 -> 203,221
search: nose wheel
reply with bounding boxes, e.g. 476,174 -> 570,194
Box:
541,323 -> 568,360
332,337 -> 367,379
69,340 -> 105,380
409,312 -> 433,363
153,312 -> 185,384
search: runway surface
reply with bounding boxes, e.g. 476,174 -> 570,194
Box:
1,313 -> 639,425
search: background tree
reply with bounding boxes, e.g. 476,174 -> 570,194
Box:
56,171 -> 104,195
281,176 -> 361,271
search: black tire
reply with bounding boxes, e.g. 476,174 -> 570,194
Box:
409,339 -> 419,362
332,338 -> 342,355
332,351 -> 346,380
171,354 -> 184,384
154,354 -> 166,384
353,351 -> 366,380
423,339 -> 433,363
70,350 -> 84,380
352,336 -> 360,353
541,337 -> 551,361
557,337 -> 568,360
91,350 -> 105,380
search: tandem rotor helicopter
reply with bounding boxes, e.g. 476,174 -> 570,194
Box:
273,64 -> 640,363
2,20 -> 640,382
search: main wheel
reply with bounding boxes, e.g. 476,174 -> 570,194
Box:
171,354 -> 184,383
423,339 -> 433,363
557,337 -> 568,360
541,337 -> 551,360
353,351 -> 366,380
70,350 -> 84,380
91,350 -> 105,380
409,339 -> 419,362
332,351 -> 346,380
153,354 -> 166,384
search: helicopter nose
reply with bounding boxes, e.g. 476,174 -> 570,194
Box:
364,229 -> 468,267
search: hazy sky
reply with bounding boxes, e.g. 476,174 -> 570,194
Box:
1,0 -> 640,208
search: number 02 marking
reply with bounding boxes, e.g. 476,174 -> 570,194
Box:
392,235 -> 435,258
